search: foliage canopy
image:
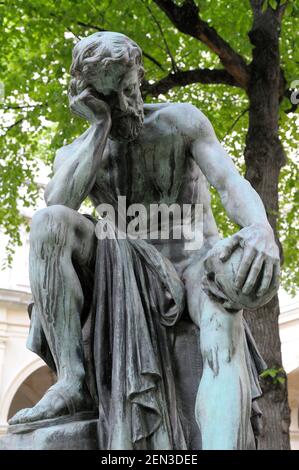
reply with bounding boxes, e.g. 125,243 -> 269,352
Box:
0,0 -> 298,290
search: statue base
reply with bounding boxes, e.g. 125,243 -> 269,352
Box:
0,416 -> 99,450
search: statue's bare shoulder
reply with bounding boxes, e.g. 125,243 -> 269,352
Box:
144,102 -> 214,145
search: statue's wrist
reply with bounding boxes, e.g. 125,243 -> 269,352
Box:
248,221 -> 273,234
91,113 -> 112,129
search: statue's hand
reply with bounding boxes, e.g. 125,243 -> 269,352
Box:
219,223 -> 280,297
69,86 -> 111,125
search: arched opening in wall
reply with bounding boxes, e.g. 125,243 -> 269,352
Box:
288,366 -> 299,450
7,366 -> 57,420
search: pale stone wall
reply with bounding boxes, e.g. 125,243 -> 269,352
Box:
0,225 -> 298,448
0,224 -> 45,435
279,290 -> 299,450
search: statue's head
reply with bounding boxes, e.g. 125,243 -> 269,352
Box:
69,31 -> 144,141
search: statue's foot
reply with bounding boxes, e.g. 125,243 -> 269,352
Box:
8,380 -> 94,425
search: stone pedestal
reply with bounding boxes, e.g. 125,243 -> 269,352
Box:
0,418 -> 98,450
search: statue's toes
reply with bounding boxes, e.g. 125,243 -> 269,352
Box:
21,406 -> 44,422
9,405 -> 46,425
8,408 -> 31,425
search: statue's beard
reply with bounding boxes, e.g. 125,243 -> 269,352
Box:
110,103 -> 144,142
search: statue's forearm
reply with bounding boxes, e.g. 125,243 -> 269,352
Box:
220,176 -> 271,231
45,120 -> 111,210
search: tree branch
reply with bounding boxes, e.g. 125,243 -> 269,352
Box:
222,107 -> 249,139
275,1 -> 288,21
250,0 -> 266,18
142,68 -> 240,97
153,0 -> 250,88
0,104 -> 42,110
65,25 -> 81,41
141,0 -> 178,72
2,117 -> 25,132
76,21 -> 105,31
142,52 -> 165,71
1,104 -> 46,134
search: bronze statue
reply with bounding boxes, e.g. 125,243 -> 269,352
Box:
7,32 -> 279,450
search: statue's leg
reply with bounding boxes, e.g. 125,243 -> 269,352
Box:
184,260 -> 253,450
9,205 -> 96,425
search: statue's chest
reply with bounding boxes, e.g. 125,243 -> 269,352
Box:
98,134 -> 186,205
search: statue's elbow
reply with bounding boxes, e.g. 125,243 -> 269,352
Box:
44,184 -> 59,207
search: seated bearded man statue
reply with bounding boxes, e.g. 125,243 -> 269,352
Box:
9,32 -> 280,451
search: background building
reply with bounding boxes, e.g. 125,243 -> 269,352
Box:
0,221 -> 298,448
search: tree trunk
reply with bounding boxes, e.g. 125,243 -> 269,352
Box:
244,5 -> 290,449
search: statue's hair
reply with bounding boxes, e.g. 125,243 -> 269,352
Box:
70,31 -> 144,85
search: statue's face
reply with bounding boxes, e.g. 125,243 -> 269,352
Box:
90,66 -> 144,142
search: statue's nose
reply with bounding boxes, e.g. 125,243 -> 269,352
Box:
118,92 -> 128,112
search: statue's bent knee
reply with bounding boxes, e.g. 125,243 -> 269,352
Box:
30,205 -> 71,248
